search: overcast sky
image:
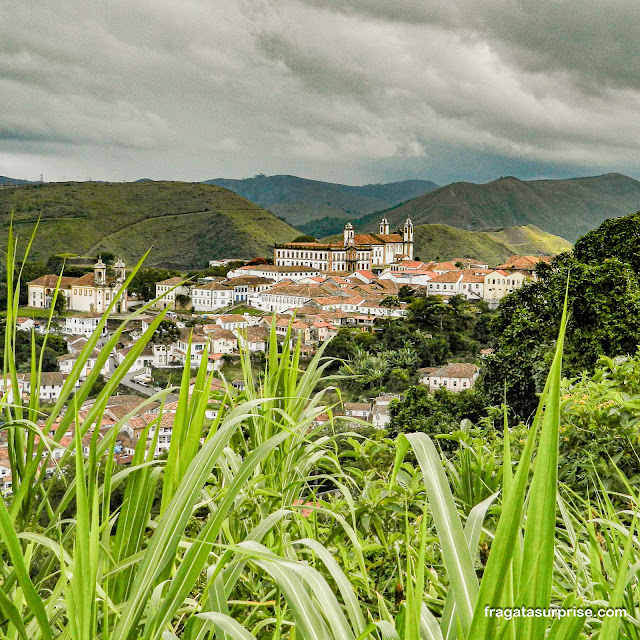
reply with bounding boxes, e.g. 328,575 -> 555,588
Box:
1,0 -> 639,185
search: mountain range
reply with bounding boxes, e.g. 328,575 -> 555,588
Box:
354,173 -> 640,242
0,181 -> 299,269
202,174 -> 440,228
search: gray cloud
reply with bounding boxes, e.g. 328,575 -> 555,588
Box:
0,0 -> 638,184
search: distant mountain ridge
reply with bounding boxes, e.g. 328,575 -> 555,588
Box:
0,181 -> 300,269
0,176 -> 35,185
354,173 -> 640,242
202,174 -> 440,228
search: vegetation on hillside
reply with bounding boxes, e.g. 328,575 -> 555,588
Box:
482,211 -> 640,418
0,181 -> 300,268
354,172 -> 640,242
204,174 -> 440,228
322,223 -> 571,264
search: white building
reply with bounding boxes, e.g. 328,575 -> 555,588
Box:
155,277 -> 191,309
57,348 -> 110,379
62,314 -> 107,337
483,270 -> 530,306
28,259 -> 128,313
420,363 -> 479,392
191,282 -> 233,312
274,218 -> 414,272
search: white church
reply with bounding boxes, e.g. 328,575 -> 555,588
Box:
28,258 -> 128,313
274,217 -> 414,272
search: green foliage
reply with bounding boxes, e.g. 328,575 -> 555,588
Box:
151,319 -> 181,345
128,268 -> 181,300
389,386 -> 488,452
0,318 -> 67,372
558,351 -> 640,493
573,210 -> 640,270
483,250 -> 640,417
0,181 -> 300,269
356,172 -> 640,243
291,234 -> 316,242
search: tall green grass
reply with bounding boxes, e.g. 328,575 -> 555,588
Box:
1,230 -> 638,639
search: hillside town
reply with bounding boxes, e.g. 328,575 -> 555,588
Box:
4,218 -> 554,490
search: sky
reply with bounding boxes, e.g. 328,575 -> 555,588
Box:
1,0 -> 639,186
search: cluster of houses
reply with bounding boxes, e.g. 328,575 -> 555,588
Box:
157,252 -> 550,315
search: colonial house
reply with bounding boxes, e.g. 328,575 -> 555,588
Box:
57,348 -> 110,379
28,259 -> 128,313
18,371 -> 80,402
224,276 -> 274,304
62,314 -> 107,337
483,270 -> 530,306
343,402 -> 372,419
427,271 -> 463,296
235,326 -> 269,352
419,363 -> 479,392
311,321 -> 338,343
216,315 -> 250,332
274,218 -> 414,272
155,277 -> 190,309
204,327 -> 238,354
191,282 -> 233,312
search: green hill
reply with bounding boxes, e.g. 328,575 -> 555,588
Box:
0,181 -> 300,269
323,223 -> 571,266
203,174 -> 440,228
355,173 -> 640,242
413,224 -> 572,265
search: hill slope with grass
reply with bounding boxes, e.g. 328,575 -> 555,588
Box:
355,173 -> 640,242
203,174 -> 440,228
413,223 -> 571,264
323,223 -> 571,265
0,181 -> 299,268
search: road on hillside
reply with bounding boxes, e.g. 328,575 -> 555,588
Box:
118,369 -> 180,404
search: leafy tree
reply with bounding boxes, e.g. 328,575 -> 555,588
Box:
129,268 -> 181,301
291,235 -> 316,243
482,252 -> 640,418
573,211 -> 640,271
558,350 -> 640,494
53,293 -> 66,314
175,293 -> 191,309
151,320 -> 181,345
95,252 -> 115,264
324,328 -> 359,364
388,385 -> 488,453
0,321 -> 68,372
380,296 -> 401,308
407,297 -> 453,332
398,285 -> 415,302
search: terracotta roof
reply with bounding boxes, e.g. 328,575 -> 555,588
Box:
461,270 -> 485,283
344,402 -> 372,411
194,282 -> 232,291
20,371 -> 66,387
225,276 -> 274,286
430,363 -> 479,379
217,315 -> 248,323
157,277 -> 185,286
495,255 -> 552,270
429,271 -> 463,283
72,273 -> 117,287
433,262 -> 460,271
27,275 -> 76,289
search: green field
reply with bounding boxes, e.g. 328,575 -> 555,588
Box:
0,181 -> 300,269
